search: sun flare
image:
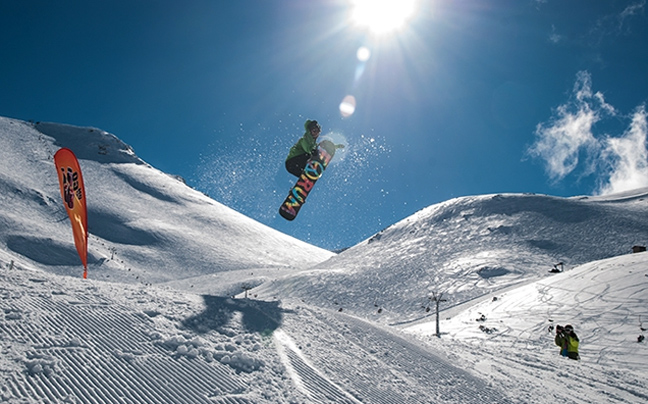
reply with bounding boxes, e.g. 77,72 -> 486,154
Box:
350,0 -> 418,35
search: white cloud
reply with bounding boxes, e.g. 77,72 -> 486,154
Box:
529,71 -> 648,195
528,71 -> 610,181
617,0 -> 646,32
598,106 -> 648,195
548,25 -> 563,44
589,0 -> 646,42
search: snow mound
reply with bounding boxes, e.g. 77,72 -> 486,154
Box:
257,192 -> 648,324
0,117 -> 334,285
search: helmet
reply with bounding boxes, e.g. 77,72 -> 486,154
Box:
564,325 -> 573,332
305,120 -> 321,132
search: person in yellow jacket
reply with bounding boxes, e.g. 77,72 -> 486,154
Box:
555,324 -> 580,360
564,324 -> 580,360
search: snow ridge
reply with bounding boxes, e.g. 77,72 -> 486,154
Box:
257,192 -> 648,325
2,116 -> 648,403
0,116 -> 333,284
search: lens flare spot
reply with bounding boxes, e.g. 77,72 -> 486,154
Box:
339,95 -> 357,118
357,46 -> 371,62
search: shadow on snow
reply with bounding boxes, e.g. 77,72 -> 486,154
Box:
181,295 -> 291,335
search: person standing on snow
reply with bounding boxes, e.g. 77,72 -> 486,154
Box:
285,120 -> 321,177
563,324 -> 580,360
555,325 -> 569,357
555,324 -> 580,360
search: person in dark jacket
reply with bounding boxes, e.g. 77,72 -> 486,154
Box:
555,325 -> 568,357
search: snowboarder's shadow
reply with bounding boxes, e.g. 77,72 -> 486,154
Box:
181,295 -> 291,335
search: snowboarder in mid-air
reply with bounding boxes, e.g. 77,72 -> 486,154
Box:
285,119 -> 322,177
285,119 -> 344,177
279,119 -> 344,220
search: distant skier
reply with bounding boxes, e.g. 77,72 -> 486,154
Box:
285,119 -> 343,177
554,325 -> 569,357
555,324 -> 580,360
563,325 -> 580,360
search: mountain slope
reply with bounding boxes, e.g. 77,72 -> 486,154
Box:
405,250 -> 648,404
256,191 -> 648,323
2,116 -> 648,403
1,261 -> 517,404
0,117 -> 333,288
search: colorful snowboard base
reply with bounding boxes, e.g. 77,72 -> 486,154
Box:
279,140 -> 336,221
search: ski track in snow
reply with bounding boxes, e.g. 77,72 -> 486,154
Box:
0,269 -> 254,404
2,265 -> 517,404
405,253 -> 648,404
274,329 -> 362,404
274,303 -> 514,404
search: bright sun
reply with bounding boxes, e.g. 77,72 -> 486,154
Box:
350,0 -> 419,35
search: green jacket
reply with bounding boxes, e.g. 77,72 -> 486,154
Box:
556,333 -> 580,359
566,335 -> 579,353
555,334 -> 568,354
286,121 -> 318,161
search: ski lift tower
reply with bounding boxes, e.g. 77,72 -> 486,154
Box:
429,291 -> 447,338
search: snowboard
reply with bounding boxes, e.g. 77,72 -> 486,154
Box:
279,140 -> 337,221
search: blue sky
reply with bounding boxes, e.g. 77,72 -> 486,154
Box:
2,1 -> 647,250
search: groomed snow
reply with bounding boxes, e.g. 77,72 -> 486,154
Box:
1,117 -> 647,403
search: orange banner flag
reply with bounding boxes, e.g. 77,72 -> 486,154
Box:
54,148 -> 89,278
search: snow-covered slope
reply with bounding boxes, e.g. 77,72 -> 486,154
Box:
256,191 -> 648,323
2,116 -> 647,403
0,264 -> 515,403
0,117 -> 333,289
406,250 -> 648,404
